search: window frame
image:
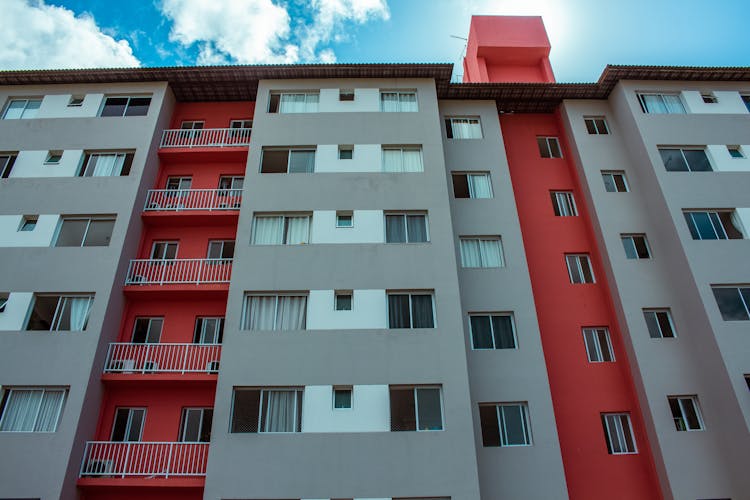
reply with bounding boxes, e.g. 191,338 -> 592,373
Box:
335,211 -> 353,228
193,317 -> 224,344
2,98 -> 42,119
459,236 -> 505,268
241,293 -> 309,331
637,93 -> 686,114
584,116 -> 610,135
179,407 -> 213,442
111,407 -> 146,442
131,316 -> 164,344
468,313 -> 517,350
207,239 -> 235,260
78,151 -> 134,177
379,90 -> 418,112
150,240 -> 179,260
384,212 -> 430,243
19,215 -> 38,232
0,293 -> 8,313
711,286 -> 750,321
389,385 -> 444,432
25,293 -> 94,332
53,216 -> 116,247
601,171 -> 629,192
0,387 -> 67,433
230,387 -> 304,433
381,145 -> 424,173
683,210 -> 745,240
565,254 -> 595,284
658,147 -> 713,172
479,402 -> 532,447
668,396 -> 704,432
621,234 -> 651,259
386,291 -> 436,329
260,147 -> 317,173
643,309 -> 677,339
601,412 -> 638,454
99,95 -> 152,117
250,213 -> 312,245
727,145 -> 744,159
268,91 -> 320,113
451,172 -> 493,199
334,291 -> 353,311
582,327 -> 615,362
444,116 -> 483,139
537,136 -> 562,158
333,386 -> 353,410
0,152 -> 17,179
551,191 -> 578,216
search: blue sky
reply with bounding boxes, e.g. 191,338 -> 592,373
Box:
3,0 -> 749,82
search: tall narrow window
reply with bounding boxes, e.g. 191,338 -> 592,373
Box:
251,214 -> 311,245
537,137 -> 562,158
100,96 -> 151,117
0,153 -> 17,178
242,294 -> 308,330
2,98 -> 42,119
621,234 -> 651,259
179,408 -> 213,442
132,317 -> 163,343
643,309 -> 676,338
565,254 -> 595,284
469,314 -> 516,349
79,152 -> 134,177
111,408 -> 146,441
445,117 -> 482,139
231,388 -> 303,433
658,148 -> 712,172
382,147 -> 423,172
711,286 -> 750,321
194,317 -> 224,344
601,413 -> 637,454
389,386 -> 443,431
668,396 -> 704,431
385,213 -> 428,243
380,91 -> 418,112
459,237 -> 504,268
452,172 -> 492,199
25,294 -> 93,331
584,116 -> 609,134
387,292 -> 435,329
638,93 -> 686,114
55,216 -> 116,247
479,403 -> 531,446
582,328 -> 615,362
683,211 -> 745,240
602,171 -> 629,192
551,191 -> 577,216
0,388 -> 67,432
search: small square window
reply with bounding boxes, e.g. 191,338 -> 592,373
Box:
338,146 -> 353,160
643,309 -> 676,338
335,291 -> 353,311
621,234 -> 651,259
19,216 -> 38,232
333,387 -> 353,409
45,151 -> 63,164
339,90 -> 355,101
728,146 -> 744,158
68,95 -> 84,107
336,212 -> 353,228
537,137 -> 562,158
0,293 -> 8,313
701,93 -> 718,104
602,171 -> 629,192
668,395 -> 704,431
584,117 -> 609,134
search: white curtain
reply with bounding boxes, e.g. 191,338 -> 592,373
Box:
246,296 -> 277,330
480,239 -> 504,267
279,94 -> 305,113
402,149 -> 423,172
34,390 -> 65,432
285,217 -> 310,244
0,390 -> 42,431
468,174 -> 492,198
276,296 -> 307,330
399,92 -> 417,112
451,119 -> 480,139
304,93 -> 319,112
68,297 -> 91,331
91,154 -> 124,177
382,149 -> 401,172
252,217 -> 284,244
662,94 -> 685,114
264,391 -> 296,432
381,92 -> 399,112
641,95 -> 665,113
460,239 -> 482,267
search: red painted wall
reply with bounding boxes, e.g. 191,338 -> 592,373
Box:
155,160 -> 245,190
138,224 -> 237,260
169,101 -> 255,129
500,113 -> 661,499
119,297 -> 228,343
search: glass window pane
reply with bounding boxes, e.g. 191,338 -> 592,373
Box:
602,174 -> 616,192
622,237 -> 638,259
389,388 -> 416,431
406,215 -> 428,242
334,389 -> 352,409
261,150 -> 289,173
491,316 -> 515,348
388,294 -> 411,328
124,97 -> 151,116
385,215 -> 406,243
101,97 -> 128,117
288,150 -> 315,173
411,295 -> 434,328
566,256 -> 582,283
83,219 -> 115,246
479,405 -> 500,446
644,312 -> 662,338
26,296 -> 60,330
683,150 -> 712,172
181,409 -> 202,441
4,100 -> 26,119
712,287 -> 749,320
231,390 -> 260,433
656,312 -> 674,338
501,405 -> 528,445
127,409 -> 145,441
416,388 -> 442,430
55,220 -> 88,247
660,149 -> 688,172
470,316 -> 493,349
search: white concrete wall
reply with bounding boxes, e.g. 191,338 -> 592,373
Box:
0,292 -> 33,330
9,150 -> 83,178
319,88 -> 381,113
310,210 -> 384,243
735,208 -> 750,237
0,215 -> 59,247
306,289 -> 388,330
707,144 -> 750,172
36,94 -> 104,119
314,144 -> 382,173
682,91 -> 749,114
301,385 -> 390,433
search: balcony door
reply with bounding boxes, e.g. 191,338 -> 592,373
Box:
151,241 -> 178,260
131,317 -> 163,343
194,317 -> 224,344
111,408 -> 145,442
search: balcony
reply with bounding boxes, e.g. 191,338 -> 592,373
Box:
124,259 -> 231,297
103,343 -> 221,383
142,189 -> 242,226
158,128 -> 251,163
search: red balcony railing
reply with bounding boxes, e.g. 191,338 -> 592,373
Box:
144,189 -> 242,212
125,258 -> 232,285
80,442 -> 208,478
160,128 -> 251,148
104,343 -> 221,374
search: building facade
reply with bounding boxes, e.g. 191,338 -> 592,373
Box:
0,15 -> 748,500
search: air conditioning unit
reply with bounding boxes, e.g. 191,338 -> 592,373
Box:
110,359 -> 135,373
206,360 -> 220,373
84,459 -> 114,477
143,361 -> 159,373
129,275 -> 146,284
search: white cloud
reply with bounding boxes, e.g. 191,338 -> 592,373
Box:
160,0 -> 389,65
0,0 -> 140,70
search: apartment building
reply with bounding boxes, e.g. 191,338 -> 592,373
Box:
0,15 -> 748,500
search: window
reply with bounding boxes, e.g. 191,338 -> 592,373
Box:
111,408 -> 145,441
25,294 -> 93,331
194,317 -> 224,344
643,309 -> 676,338
387,292 -> 435,328
638,93 -> 686,114
684,211 -> 745,240
727,146 -> 744,158
621,234 -> 651,259
228,119 -> 253,142
132,317 -> 163,343
701,93 -> 717,104
180,120 -> 204,130
0,293 -> 7,313
2,98 -> 41,119
166,177 -> 192,191
459,237 -> 504,268
537,137 -> 562,158
268,92 -> 319,113
338,145 -> 353,160
0,388 -> 66,432
68,95 -> 84,107
742,95 -> 750,112
151,241 -> 178,260
479,403 -> 531,446
380,91 -> 417,112
54,216 -> 115,247
79,151 -> 134,177
602,171 -> 629,192
231,388 -> 303,433
19,215 -> 37,232
333,387 -> 352,409
179,408 -> 213,442
339,89 -> 355,101
218,176 -> 244,190
385,213 -> 428,243
659,147 -> 712,172
551,191 -> 577,216
711,286 -> 750,321
242,294 -> 308,330
584,116 -> 609,134
382,146 -> 423,172
44,150 -> 63,164
452,172 -> 492,198
207,240 -> 235,259
566,254 -> 595,284
389,386 -> 443,431
668,396 -> 704,431
260,148 -> 316,173
582,328 -> 615,362
601,413 -> 637,454
0,153 -> 17,178
335,291 -> 352,311
469,314 -> 516,349
100,96 -> 151,117
251,214 -> 310,244
336,212 -> 353,228
445,117 -> 482,139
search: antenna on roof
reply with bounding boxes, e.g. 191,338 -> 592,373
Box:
450,35 -> 468,41
449,35 -> 468,82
